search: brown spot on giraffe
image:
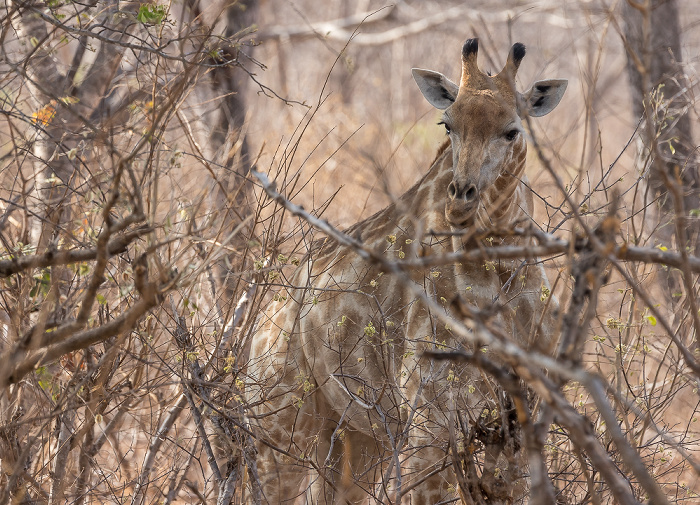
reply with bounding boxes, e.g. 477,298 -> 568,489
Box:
247,38 -> 566,504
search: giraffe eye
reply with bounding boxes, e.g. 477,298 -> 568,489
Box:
505,129 -> 519,141
438,121 -> 452,135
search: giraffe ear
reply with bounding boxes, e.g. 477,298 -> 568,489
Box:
412,68 -> 459,110
522,79 -> 567,117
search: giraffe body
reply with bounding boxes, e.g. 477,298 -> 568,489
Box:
247,39 -> 567,504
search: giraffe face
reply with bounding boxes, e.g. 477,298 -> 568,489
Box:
412,38 -> 567,228
440,91 -> 526,227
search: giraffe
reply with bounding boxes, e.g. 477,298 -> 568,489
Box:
246,38 -> 567,504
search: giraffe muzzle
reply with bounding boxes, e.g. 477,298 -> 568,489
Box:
446,181 -> 479,227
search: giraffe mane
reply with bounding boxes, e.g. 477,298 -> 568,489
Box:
430,138 -> 451,167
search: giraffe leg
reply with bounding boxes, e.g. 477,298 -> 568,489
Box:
398,383 -> 458,505
250,385 -> 341,504
247,334 -> 327,503
253,435 -> 312,505
401,441 -> 454,505
301,420 -> 382,505
332,429 -> 381,505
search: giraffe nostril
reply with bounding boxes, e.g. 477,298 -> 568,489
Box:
447,182 -> 457,200
464,185 -> 477,202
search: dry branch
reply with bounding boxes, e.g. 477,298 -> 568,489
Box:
257,4 -> 395,41
0,280 -> 163,387
258,4 -> 581,45
131,394 -> 188,505
0,226 -> 150,278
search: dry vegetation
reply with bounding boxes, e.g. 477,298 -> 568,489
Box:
1,0 -> 700,503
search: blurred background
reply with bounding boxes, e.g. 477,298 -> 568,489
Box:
244,0 -> 697,228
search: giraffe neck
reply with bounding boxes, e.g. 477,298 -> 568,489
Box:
478,144 -> 529,229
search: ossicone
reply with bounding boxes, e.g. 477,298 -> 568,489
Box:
497,42 -> 527,83
460,38 -> 484,89
462,38 -> 479,59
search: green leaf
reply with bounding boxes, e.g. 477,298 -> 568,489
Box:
36,366 -> 53,392
30,269 -> 51,297
137,4 -> 167,24
96,293 -> 106,305
646,315 -> 657,326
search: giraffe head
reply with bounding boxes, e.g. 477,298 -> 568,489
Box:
412,38 -> 567,228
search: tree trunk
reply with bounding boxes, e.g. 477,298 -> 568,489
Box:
622,0 -> 699,248
622,0 -> 700,347
208,0 -> 259,300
